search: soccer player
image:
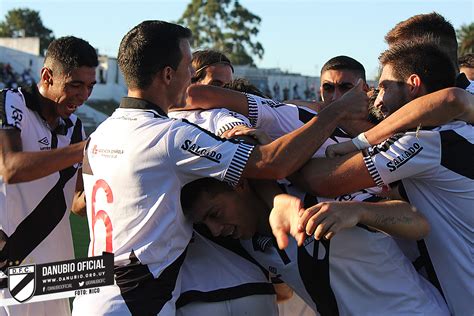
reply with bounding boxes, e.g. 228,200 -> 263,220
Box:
180,176 -> 449,315
0,36 -> 97,316
72,20 -> 367,315
291,41 -> 474,315
384,11 -> 474,93
171,50 -> 279,316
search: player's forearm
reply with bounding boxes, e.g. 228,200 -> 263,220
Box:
365,87 -> 472,145
1,141 -> 85,184
337,119 -> 375,137
185,84 -> 249,116
359,200 -> 430,240
293,152 -> 374,197
243,106 -> 342,179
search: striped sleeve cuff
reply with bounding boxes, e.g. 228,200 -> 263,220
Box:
223,142 -> 255,187
363,154 -> 385,187
245,93 -> 259,127
216,121 -> 251,137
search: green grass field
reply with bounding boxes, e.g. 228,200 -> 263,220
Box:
69,214 -> 90,259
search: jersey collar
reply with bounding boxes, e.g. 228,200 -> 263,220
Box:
119,97 -> 168,117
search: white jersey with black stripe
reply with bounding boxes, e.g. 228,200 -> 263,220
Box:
172,109 -> 276,310
0,86 -> 85,315
235,94 -> 448,314
241,187 -> 449,315
169,109 -> 251,137
363,121 -> 474,315
79,97 -> 254,314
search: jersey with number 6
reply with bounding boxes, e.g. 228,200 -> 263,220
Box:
81,97 -> 254,314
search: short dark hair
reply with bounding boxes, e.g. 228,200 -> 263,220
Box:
180,178 -> 233,216
385,12 -> 458,67
379,40 -> 456,93
223,78 -> 268,98
320,55 -> 366,82
44,36 -> 98,74
192,50 -> 234,83
459,53 -> 474,69
118,20 -> 192,89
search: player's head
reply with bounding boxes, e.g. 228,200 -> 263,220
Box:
181,178 -> 264,239
223,78 -> 269,98
459,53 -> 474,81
320,56 -> 367,104
374,40 -> 456,118
192,49 -> 234,86
385,12 -> 458,70
118,20 -> 194,107
40,36 -> 98,118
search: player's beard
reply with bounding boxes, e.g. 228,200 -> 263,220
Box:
368,103 -> 384,124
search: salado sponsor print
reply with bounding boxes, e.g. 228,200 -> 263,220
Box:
386,142 -> 423,172
181,139 -> 223,163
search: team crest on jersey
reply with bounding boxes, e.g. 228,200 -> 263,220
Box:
9,105 -> 23,129
8,265 -> 36,303
181,139 -> 222,163
386,142 -> 423,172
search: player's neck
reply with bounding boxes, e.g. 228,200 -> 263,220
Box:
127,88 -> 169,114
37,84 -> 61,129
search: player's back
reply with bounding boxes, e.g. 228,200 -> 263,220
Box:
83,107 -> 192,270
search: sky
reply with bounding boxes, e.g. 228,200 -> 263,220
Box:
0,0 -> 472,80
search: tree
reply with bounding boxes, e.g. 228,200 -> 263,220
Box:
0,8 -> 55,55
457,23 -> 474,56
178,0 -> 264,66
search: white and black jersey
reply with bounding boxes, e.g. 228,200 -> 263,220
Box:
0,85 -> 85,315
171,109 -> 276,310
73,97 -> 254,315
363,121 -> 474,315
169,109 -> 251,137
243,93 -> 382,196
177,231 -> 275,308
230,94 -> 447,314
241,187 -> 449,315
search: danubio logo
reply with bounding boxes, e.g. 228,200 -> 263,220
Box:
181,139 -> 222,163
386,142 -> 423,172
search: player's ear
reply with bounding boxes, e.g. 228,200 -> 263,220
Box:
161,66 -> 174,85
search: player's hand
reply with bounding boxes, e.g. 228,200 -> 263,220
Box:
325,140 -> 358,158
269,194 -> 306,249
226,126 -> 272,145
327,79 -> 369,121
298,201 -> 363,240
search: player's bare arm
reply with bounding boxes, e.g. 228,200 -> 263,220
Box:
0,129 -> 86,184
241,100 -> 366,179
326,87 -> 474,157
292,152 -> 375,198
364,87 -> 474,144
71,168 -> 86,217
298,200 -> 429,241
185,84 -> 250,115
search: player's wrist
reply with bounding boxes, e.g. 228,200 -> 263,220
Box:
352,132 -> 371,150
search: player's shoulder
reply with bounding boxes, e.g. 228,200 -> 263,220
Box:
1,87 -> 28,110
